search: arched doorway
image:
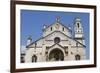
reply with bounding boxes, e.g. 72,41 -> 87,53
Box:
49,48 -> 64,61
32,55 -> 37,62
75,54 -> 81,60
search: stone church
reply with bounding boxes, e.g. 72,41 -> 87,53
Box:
24,17 -> 86,63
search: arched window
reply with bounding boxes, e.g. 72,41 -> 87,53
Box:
77,23 -> 80,28
32,55 -> 37,62
63,27 -> 64,31
75,54 -> 81,60
51,27 -> 52,31
54,37 -> 60,44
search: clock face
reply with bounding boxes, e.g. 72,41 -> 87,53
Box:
55,24 -> 59,29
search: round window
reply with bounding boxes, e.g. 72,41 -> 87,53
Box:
54,37 -> 60,43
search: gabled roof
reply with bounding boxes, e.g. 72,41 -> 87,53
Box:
47,43 -> 66,50
26,30 -> 86,48
26,37 -> 43,48
44,21 -> 72,32
26,31 -> 70,48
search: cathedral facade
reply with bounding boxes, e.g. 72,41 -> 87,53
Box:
24,17 -> 86,62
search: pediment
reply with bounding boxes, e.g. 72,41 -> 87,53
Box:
47,43 -> 65,50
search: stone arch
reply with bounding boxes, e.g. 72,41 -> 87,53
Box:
48,48 -> 65,61
75,54 -> 81,60
32,55 -> 37,62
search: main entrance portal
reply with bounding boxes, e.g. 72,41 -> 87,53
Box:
49,48 -> 64,61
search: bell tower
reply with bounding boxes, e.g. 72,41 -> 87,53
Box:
74,17 -> 85,45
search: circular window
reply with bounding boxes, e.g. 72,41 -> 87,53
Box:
54,37 -> 60,43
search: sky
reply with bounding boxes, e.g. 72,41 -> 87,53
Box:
21,9 -> 89,59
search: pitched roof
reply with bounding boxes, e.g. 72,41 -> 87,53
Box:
26,31 -> 70,48
26,31 -> 86,48
43,21 -> 72,32
47,43 -> 66,50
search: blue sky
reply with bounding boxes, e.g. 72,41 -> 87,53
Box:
21,9 -> 90,59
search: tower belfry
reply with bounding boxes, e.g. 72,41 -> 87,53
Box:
74,17 -> 85,45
